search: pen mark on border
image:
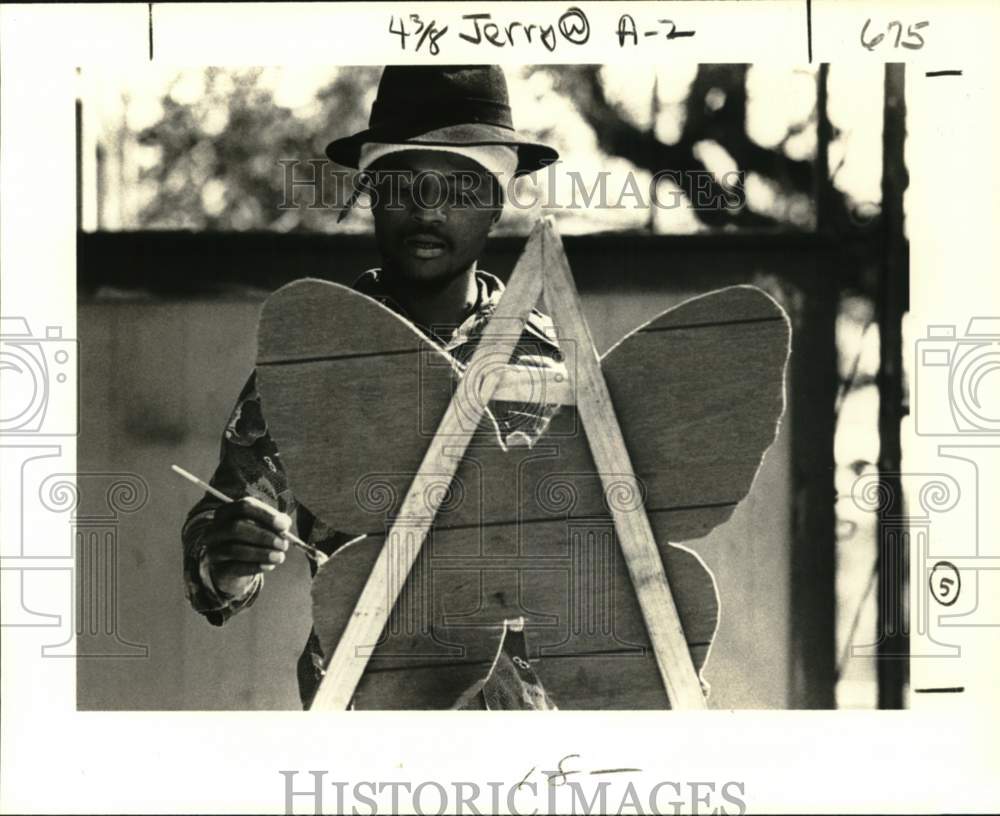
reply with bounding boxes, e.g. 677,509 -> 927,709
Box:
591,767 -> 642,775
806,0 -> 813,63
913,686 -> 965,693
148,3 -> 154,61
925,70 -> 962,77
514,766 -> 535,790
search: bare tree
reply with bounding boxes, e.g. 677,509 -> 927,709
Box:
542,64 -> 867,233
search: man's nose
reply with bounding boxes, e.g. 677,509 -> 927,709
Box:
411,203 -> 447,224
410,174 -> 450,223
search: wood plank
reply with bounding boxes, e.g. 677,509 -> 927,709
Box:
491,364 -> 575,406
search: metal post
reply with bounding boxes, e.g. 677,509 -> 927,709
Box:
876,62 -> 910,708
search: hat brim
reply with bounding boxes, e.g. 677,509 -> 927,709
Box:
325,123 -> 559,178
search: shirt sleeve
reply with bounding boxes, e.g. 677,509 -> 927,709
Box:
181,370 -> 302,626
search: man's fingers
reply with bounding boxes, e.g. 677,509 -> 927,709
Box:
243,496 -> 293,532
202,519 -> 289,551
206,541 -> 287,565
213,497 -> 292,533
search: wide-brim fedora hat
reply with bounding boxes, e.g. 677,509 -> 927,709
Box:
325,65 -> 559,177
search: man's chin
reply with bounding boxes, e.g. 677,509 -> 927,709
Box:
390,260 -> 465,291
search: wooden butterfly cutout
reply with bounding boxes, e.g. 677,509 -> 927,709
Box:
256,250 -> 789,709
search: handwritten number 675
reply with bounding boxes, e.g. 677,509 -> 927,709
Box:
861,19 -> 929,51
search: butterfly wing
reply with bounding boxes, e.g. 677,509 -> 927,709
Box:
256,277 -> 458,535
600,284 -> 790,544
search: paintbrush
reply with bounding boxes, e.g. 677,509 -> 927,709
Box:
171,464 -> 327,565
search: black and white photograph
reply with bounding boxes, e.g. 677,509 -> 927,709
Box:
73,58 -> 899,713
2,3 -> 998,814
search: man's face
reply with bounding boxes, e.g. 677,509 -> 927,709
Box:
368,150 -> 502,289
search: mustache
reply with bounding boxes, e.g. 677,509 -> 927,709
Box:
403,229 -> 450,246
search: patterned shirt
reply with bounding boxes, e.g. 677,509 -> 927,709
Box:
182,268 -> 565,708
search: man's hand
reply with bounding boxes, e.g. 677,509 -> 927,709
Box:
201,497 -> 292,598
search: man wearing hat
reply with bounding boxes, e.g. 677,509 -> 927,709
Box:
181,66 -> 564,709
